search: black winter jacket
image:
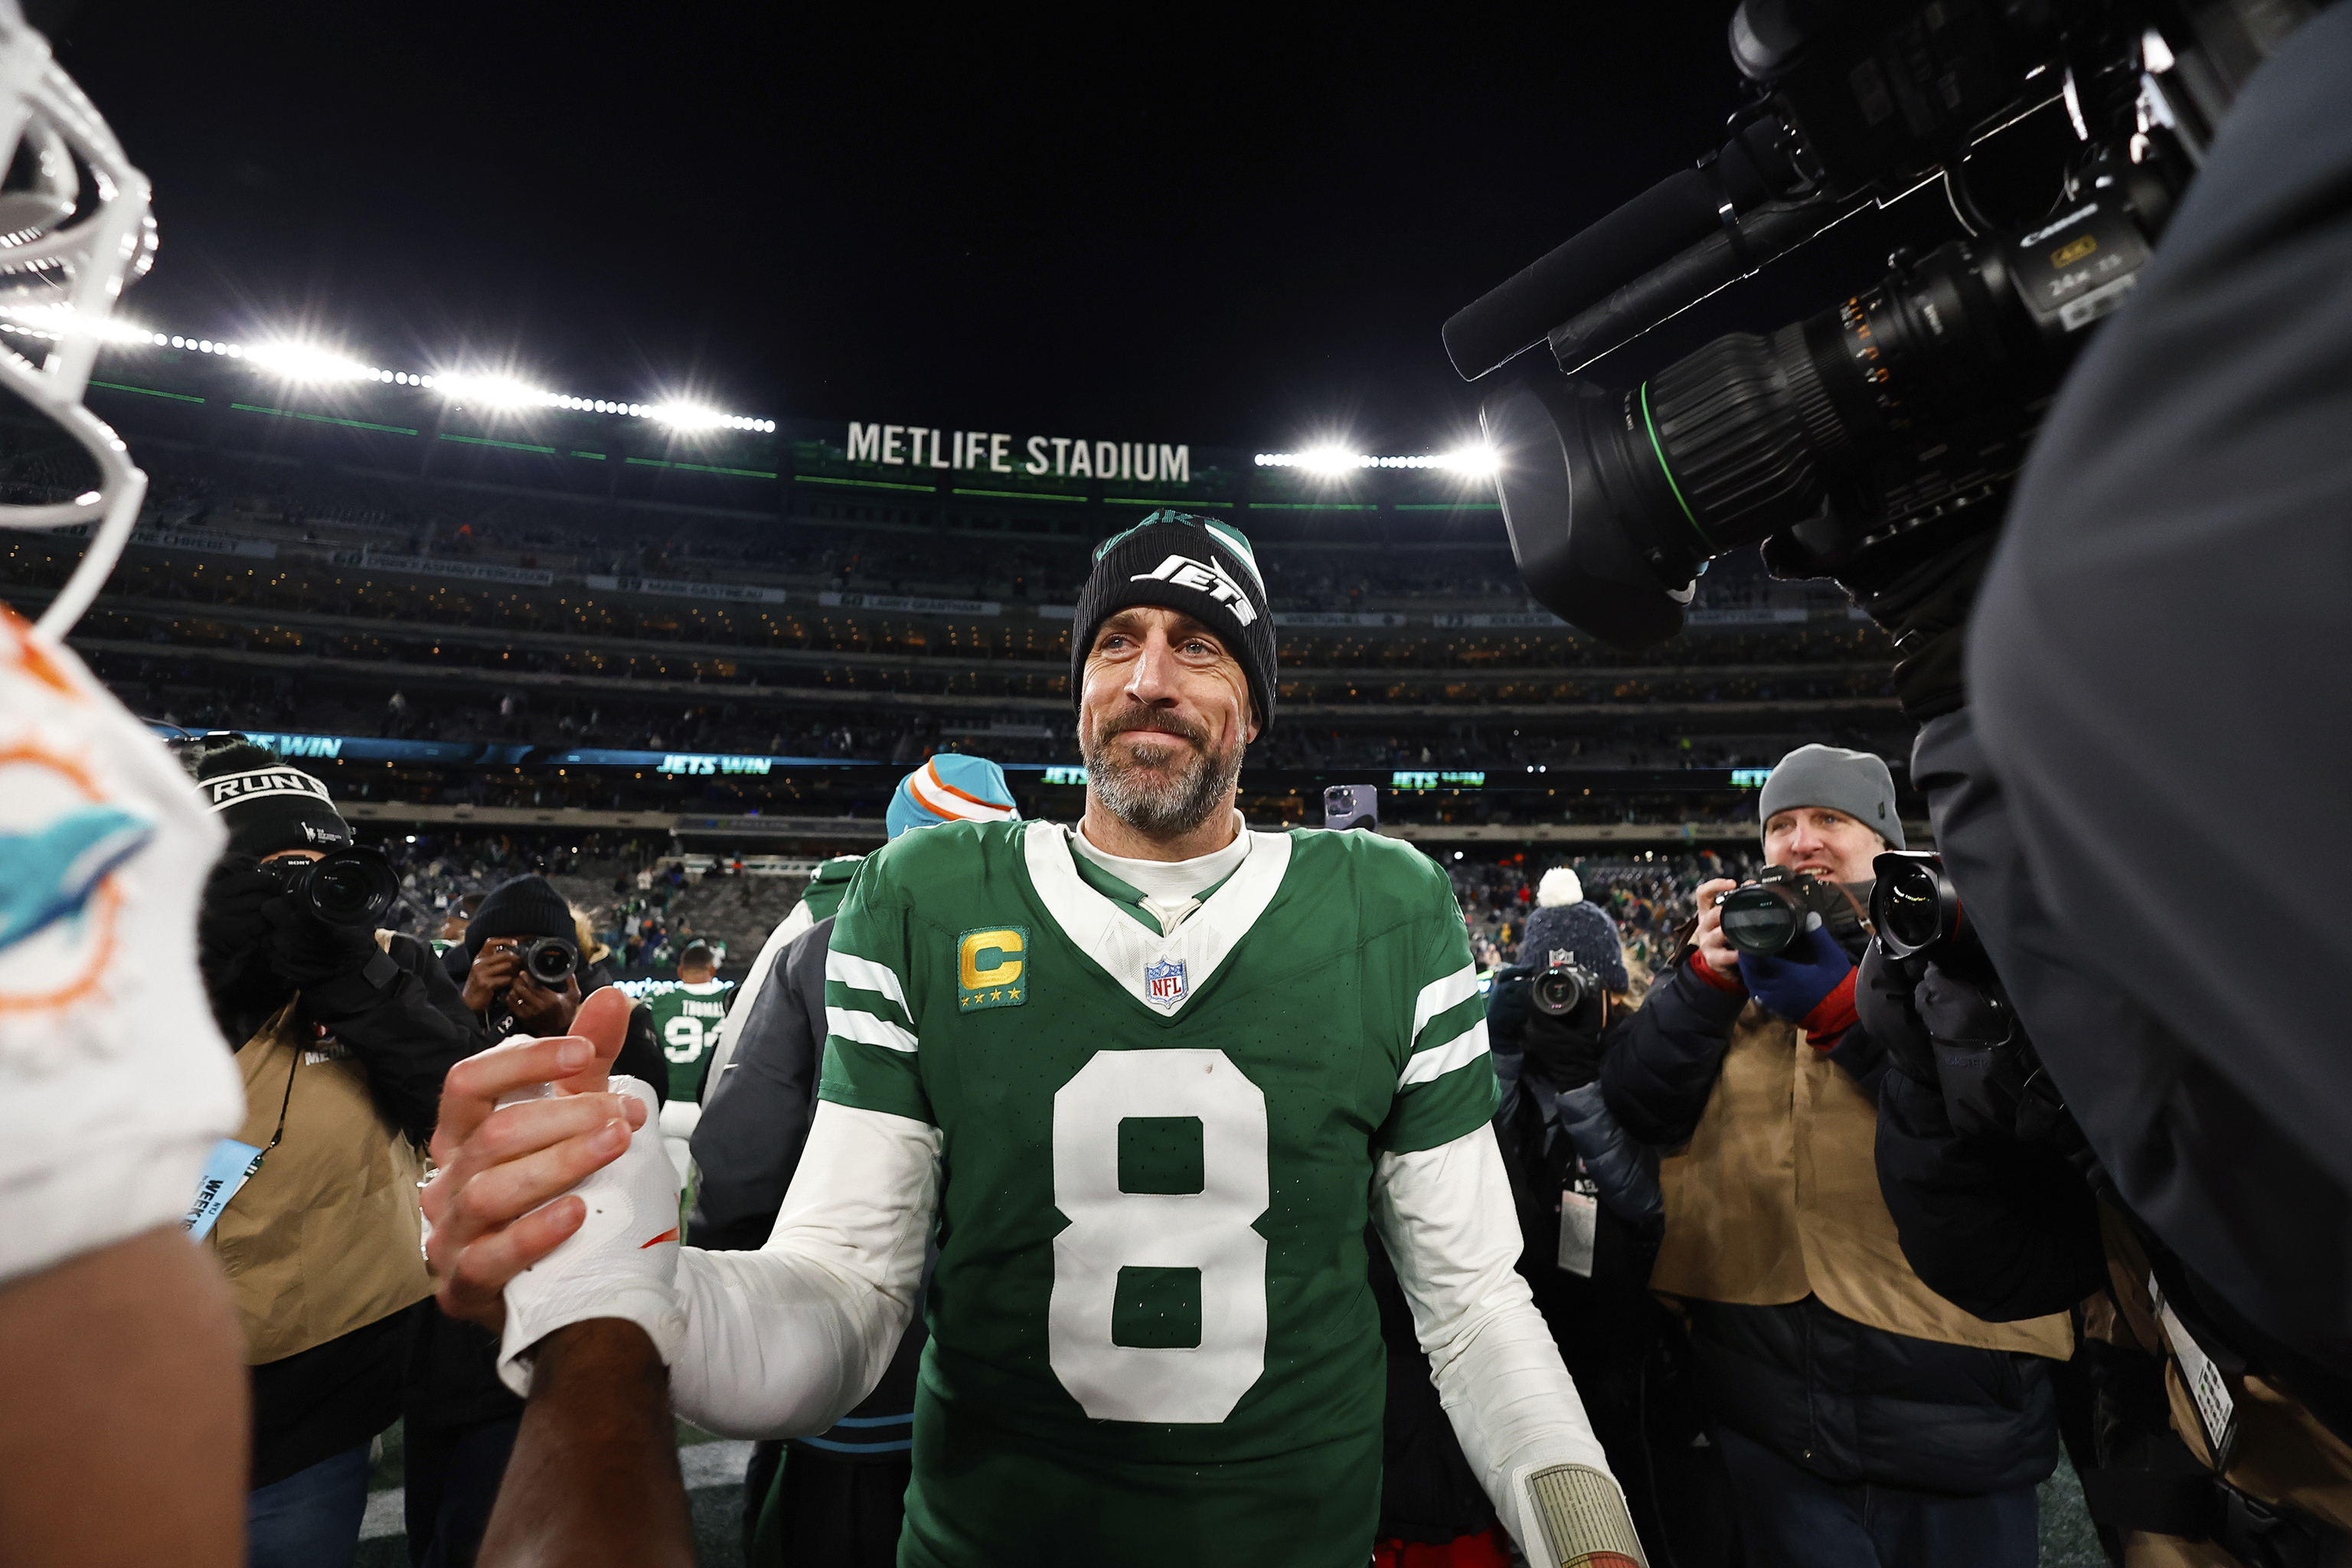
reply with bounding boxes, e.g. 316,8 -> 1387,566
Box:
690,916 -> 830,1252
688,915 -> 923,1462
1602,952 -> 2058,1494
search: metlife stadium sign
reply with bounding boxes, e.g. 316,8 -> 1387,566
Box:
847,422 -> 1190,484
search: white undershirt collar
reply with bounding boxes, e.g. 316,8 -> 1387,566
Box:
1070,812 -> 1252,933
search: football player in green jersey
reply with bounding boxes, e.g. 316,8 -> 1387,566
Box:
648,939 -> 733,1181
423,512 -> 1650,1568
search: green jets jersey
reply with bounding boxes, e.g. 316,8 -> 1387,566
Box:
644,979 -> 733,1103
820,819 -> 1495,1568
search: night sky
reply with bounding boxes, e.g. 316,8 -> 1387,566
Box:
55,3 -> 1970,451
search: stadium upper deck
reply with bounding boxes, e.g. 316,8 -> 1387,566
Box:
0,339 -> 1916,846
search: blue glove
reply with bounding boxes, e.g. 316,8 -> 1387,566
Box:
1738,923 -> 1857,1034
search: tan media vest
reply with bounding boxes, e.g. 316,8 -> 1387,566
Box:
1650,1000 -> 2076,1361
211,994 -> 433,1365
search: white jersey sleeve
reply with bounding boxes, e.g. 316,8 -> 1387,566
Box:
666,1098 -> 938,1437
1373,1123 -> 1648,1566
0,608 -> 245,1287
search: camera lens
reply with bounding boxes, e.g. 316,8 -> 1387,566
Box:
1486,236 -> 2055,648
1870,853 -> 1963,961
1532,964 -> 1589,1018
1718,883 -> 1808,955
308,861 -> 373,918
296,845 -> 400,929
524,939 -> 577,986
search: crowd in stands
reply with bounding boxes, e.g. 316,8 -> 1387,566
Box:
373,831 -> 811,975
3,429 -> 1861,625
1449,850 -> 1762,975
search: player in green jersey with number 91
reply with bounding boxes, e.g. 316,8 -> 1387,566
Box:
421,511 -> 1650,1568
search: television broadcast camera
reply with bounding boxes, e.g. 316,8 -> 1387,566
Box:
1448,0 -> 2313,649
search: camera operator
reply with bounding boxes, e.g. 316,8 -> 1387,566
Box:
1598,744 -> 2073,1568
405,872 -> 669,1566
188,741 -> 476,1568
1880,0 -> 2352,1455
1485,869 -> 1739,1568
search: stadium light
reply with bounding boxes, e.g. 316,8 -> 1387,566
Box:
0,302 -> 162,345
244,341 -> 375,382
1253,445 -> 1500,476
83,317 -> 779,433
645,401 -> 725,431
434,372 -> 552,410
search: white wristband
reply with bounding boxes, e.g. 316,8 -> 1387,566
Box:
495,1074 -> 686,1396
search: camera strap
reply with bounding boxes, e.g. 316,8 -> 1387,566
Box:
182,1045 -> 299,1241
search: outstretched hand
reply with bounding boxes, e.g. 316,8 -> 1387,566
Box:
423,987 -> 643,1331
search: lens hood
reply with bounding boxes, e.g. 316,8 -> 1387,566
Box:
1481,374 -> 1694,650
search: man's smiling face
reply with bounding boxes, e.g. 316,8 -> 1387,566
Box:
1078,605 -> 1258,839
1762,805 -> 1884,885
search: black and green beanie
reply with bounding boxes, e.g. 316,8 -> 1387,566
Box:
1070,511 -> 1277,730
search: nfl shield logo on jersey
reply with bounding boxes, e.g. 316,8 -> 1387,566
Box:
1144,956 -> 1187,1008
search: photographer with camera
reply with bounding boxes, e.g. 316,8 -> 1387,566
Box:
1597,744 -> 2073,1567
1860,857 -> 2352,1568
406,872 -> 671,1566
452,874 -> 668,1080
1485,868 -> 1740,1568
1448,4 -> 2352,1558
188,741 -> 477,1567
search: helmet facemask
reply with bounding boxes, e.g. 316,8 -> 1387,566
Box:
0,0 -> 155,639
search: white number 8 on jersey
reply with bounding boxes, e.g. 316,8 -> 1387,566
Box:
1048,1049 -> 1269,1424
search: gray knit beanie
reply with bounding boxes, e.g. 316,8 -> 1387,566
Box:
1757,743 -> 1905,849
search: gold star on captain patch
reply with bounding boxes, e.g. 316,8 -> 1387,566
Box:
989,989 -> 1004,1002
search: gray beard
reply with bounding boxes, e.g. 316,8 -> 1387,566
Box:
1084,730 -> 1243,840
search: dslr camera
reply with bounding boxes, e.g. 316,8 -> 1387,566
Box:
259,844 -> 400,930
1530,949 -> 1603,1018
1866,849 -> 2067,1141
1715,864 -> 1867,956
511,936 -> 580,988
1448,0 -> 2312,647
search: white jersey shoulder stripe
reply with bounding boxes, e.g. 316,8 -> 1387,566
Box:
1411,965 -> 1481,1043
826,950 -> 908,1009
1400,1020 -> 1488,1086
826,1005 -> 917,1054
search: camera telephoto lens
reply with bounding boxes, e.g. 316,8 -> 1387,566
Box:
1717,880 -> 1811,956
1870,850 -> 1965,960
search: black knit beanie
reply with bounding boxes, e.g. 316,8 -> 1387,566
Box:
466,874 -> 579,959
191,740 -> 354,858
1071,511 -> 1277,731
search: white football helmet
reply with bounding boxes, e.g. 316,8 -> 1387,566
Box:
0,0 -> 156,640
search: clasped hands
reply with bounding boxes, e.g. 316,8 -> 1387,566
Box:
423,987 -> 665,1335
